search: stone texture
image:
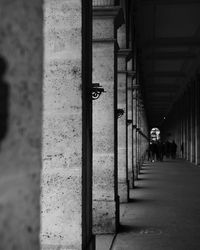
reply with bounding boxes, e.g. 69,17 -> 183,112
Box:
127,74 -> 134,188
93,200 -> 116,234
93,41 -> 117,233
92,7 -> 123,233
117,52 -> 129,203
0,1 -> 42,249
132,87 -> 137,180
93,19 -> 114,40
41,0 -> 93,249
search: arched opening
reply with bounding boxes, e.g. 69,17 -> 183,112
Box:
150,127 -> 160,142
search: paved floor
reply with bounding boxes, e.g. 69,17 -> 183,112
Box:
112,159 -> 200,250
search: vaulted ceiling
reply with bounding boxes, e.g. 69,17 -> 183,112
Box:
135,0 -> 200,128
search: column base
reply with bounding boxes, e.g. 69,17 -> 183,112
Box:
93,199 -> 118,234
87,235 -> 96,250
128,172 -> 134,189
136,162 -> 140,177
118,181 -> 129,203
41,237 -> 96,250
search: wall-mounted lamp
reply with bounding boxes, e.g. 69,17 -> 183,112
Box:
92,83 -> 106,100
117,109 -> 124,118
127,119 -> 132,125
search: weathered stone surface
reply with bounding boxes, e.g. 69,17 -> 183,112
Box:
93,8 -> 119,232
41,0 -> 90,249
133,86 -> 137,180
93,19 -> 114,40
93,42 -> 116,231
127,75 -> 134,188
117,56 -> 129,203
0,1 -> 42,249
118,181 -> 129,203
93,200 -> 116,234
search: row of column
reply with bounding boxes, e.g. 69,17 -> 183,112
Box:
92,2 -> 149,237
162,74 -> 200,166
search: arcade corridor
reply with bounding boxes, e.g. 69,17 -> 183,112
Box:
0,0 -> 200,249
112,159 -> 200,250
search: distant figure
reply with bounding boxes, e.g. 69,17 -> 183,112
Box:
0,56 -> 9,147
171,140 -> 177,159
157,141 -> 165,161
150,142 -> 157,162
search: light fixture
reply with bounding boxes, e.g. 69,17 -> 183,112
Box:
117,109 -> 124,118
92,83 -> 106,100
127,119 -> 132,125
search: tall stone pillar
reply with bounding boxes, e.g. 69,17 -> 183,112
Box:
195,75 -> 200,165
117,49 -> 131,203
132,83 -> 138,180
136,90 -> 140,175
186,88 -> 190,161
41,1 -> 94,249
138,99 -> 142,167
192,82 -> 196,163
190,83 -> 195,163
0,1 -> 42,249
92,5 -> 124,234
127,70 -> 135,189
183,92 -> 187,159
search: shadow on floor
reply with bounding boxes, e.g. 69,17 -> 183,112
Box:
128,197 -> 157,204
119,224 -> 144,233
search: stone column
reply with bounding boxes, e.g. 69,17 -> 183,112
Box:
0,1 -> 42,249
132,83 -> 138,180
92,6 -> 124,234
138,99 -> 142,167
190,83 -> 195,163
117,49 -> 131,203
127,70 -> 135,189
136,90 -> 140,175
195,75 -> 200,165
192,82 -> 196,163
186,88 -> 190,161
41,1 -> 94,249
183,92 -> 187,159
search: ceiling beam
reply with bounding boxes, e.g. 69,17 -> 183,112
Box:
141,0 -> 200,5
145,71 -> 186,78
145,52 -> 196,60
142,37 -> 200,48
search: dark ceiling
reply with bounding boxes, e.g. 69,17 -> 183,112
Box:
135,0 -> 200,128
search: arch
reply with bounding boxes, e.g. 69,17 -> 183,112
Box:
150,127 -> 160,142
